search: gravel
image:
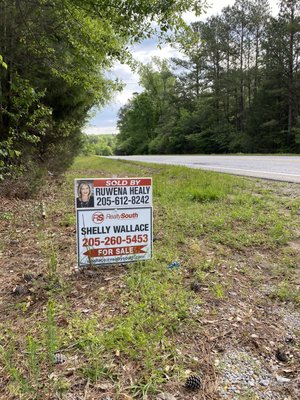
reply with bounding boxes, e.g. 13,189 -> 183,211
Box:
217,349 -> 283,399
278,308 -> 300,332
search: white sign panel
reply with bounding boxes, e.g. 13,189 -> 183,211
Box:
75,177 -> 153,267
77,207 -> 152,266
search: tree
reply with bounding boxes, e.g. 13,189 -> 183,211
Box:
0,0 -> 203,191
117,91 -> 160,154
249,0 -> 300,151
81,134 -> 116,156
116,59 -> 178,154
172,22 -> 207,103
277,0 -> 300,148
116,0 -> 300,155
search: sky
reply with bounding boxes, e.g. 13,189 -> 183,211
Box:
84,0 -> 278,136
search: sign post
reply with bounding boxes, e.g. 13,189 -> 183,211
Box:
75,178 -> 152,267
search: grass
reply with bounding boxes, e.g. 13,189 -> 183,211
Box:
272,281 -> 300,304
0,155 -> 299,399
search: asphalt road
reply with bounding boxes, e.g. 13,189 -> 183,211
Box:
108,155 -> 300,183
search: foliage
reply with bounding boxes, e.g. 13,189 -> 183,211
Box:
116,59 -> 178,154
0,0 -> 202,194
117,0 -> 300,154
81,134 -> 116,156
0,54 -> 7,69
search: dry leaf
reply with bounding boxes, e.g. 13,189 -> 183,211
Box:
119,394 -> 133,400
158,393 -> 177,400
276,375 -> 291,383
282,368 -> 294,373
97,382 -> 113,391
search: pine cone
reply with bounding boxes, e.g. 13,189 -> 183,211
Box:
276,348 -> 288,363
185,375 -> 201,391
54,353 -> 67,364
190,281 -> 201,292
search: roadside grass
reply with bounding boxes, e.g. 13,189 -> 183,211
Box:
272,281 -> 300,304
0,155 -> 299,399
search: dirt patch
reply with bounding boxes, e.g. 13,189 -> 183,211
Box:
289,239 -> 300,253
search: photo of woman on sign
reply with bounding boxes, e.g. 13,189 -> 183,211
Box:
76,181 -> 94,208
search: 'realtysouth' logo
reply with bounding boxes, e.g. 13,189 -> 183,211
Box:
92,212 -> 105,224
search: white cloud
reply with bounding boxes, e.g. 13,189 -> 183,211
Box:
83,125 -> 118,135
132,43 -> 181,65
114,88 -> 139,105
110,63 -> 133,80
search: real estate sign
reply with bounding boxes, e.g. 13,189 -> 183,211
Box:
75,178 -> 152,267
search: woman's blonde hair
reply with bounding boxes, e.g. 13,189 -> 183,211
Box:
78,182 -> 91,200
